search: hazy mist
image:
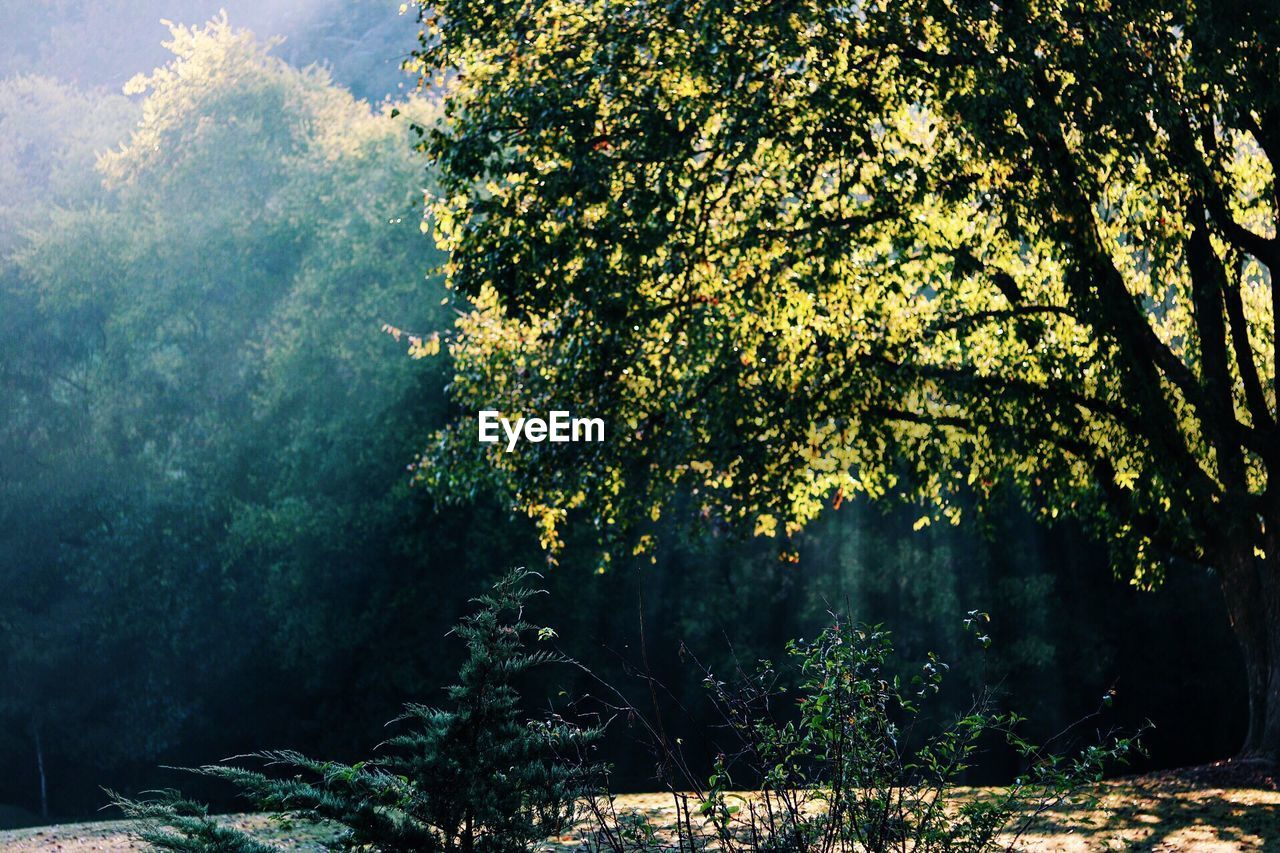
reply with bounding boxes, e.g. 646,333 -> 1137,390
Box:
0,1 -> 417,100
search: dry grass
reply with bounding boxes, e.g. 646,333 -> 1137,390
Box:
0,814 -> 342,852
2,776 -> 1277,851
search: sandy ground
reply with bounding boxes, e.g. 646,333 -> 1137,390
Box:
2,776 -> 1277,851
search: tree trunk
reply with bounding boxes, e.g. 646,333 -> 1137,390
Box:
1219,542 -> 1280,760
31,721 -> 48,820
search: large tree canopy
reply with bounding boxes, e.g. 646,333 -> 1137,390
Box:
414,1 -> 1280,753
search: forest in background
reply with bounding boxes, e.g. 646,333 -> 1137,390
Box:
0,1 -> 1246,825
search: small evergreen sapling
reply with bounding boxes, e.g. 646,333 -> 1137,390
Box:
107,794 -> 278,853
114,569 -> 593,852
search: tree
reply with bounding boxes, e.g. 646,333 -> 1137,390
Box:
0,75 -> 155,819
0,76 -> 136,253
0,1 -> 417,102
0,16 -> 458,815
413,1 -> 1280,756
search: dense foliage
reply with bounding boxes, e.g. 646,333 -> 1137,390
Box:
0,17 -> 461,818
413,0 -> 1280,752
0,5 -> 1248,825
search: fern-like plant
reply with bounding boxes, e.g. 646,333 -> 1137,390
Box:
115,569 -> 593,852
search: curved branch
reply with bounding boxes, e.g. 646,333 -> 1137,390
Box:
1220,251 -> 1274,430
930,304 -> 1077,334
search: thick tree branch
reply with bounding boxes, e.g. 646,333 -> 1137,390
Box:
871,403 -> 1204,567
1188,203 -> 1252,492
866,353 -> 1143,436
1220,251 -> 1274,430
1017,66 -> 1251,498
1200,187 -> 1279,270
1156,75 -> 1277,443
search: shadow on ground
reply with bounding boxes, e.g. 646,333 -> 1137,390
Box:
1017,768 -> 1280,851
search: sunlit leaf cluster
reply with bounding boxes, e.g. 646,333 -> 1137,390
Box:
412,0 -> 1278,583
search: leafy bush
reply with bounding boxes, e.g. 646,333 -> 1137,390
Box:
117,584 -> 1139,852
577,612 -> 1142,852
114,569 -> 593,852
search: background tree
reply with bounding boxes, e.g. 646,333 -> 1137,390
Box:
0,0 -> 417,102
0,17 -> 462,815
0,75 -> 152,821
414,1 -> 1280,755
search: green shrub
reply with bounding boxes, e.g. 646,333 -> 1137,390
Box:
578,611 -> 1142,852
114,569 -> 593,852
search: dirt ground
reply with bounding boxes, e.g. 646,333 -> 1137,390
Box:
2,773 -> 1277,851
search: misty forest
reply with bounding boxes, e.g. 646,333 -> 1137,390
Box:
1,2 -> 1279,850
